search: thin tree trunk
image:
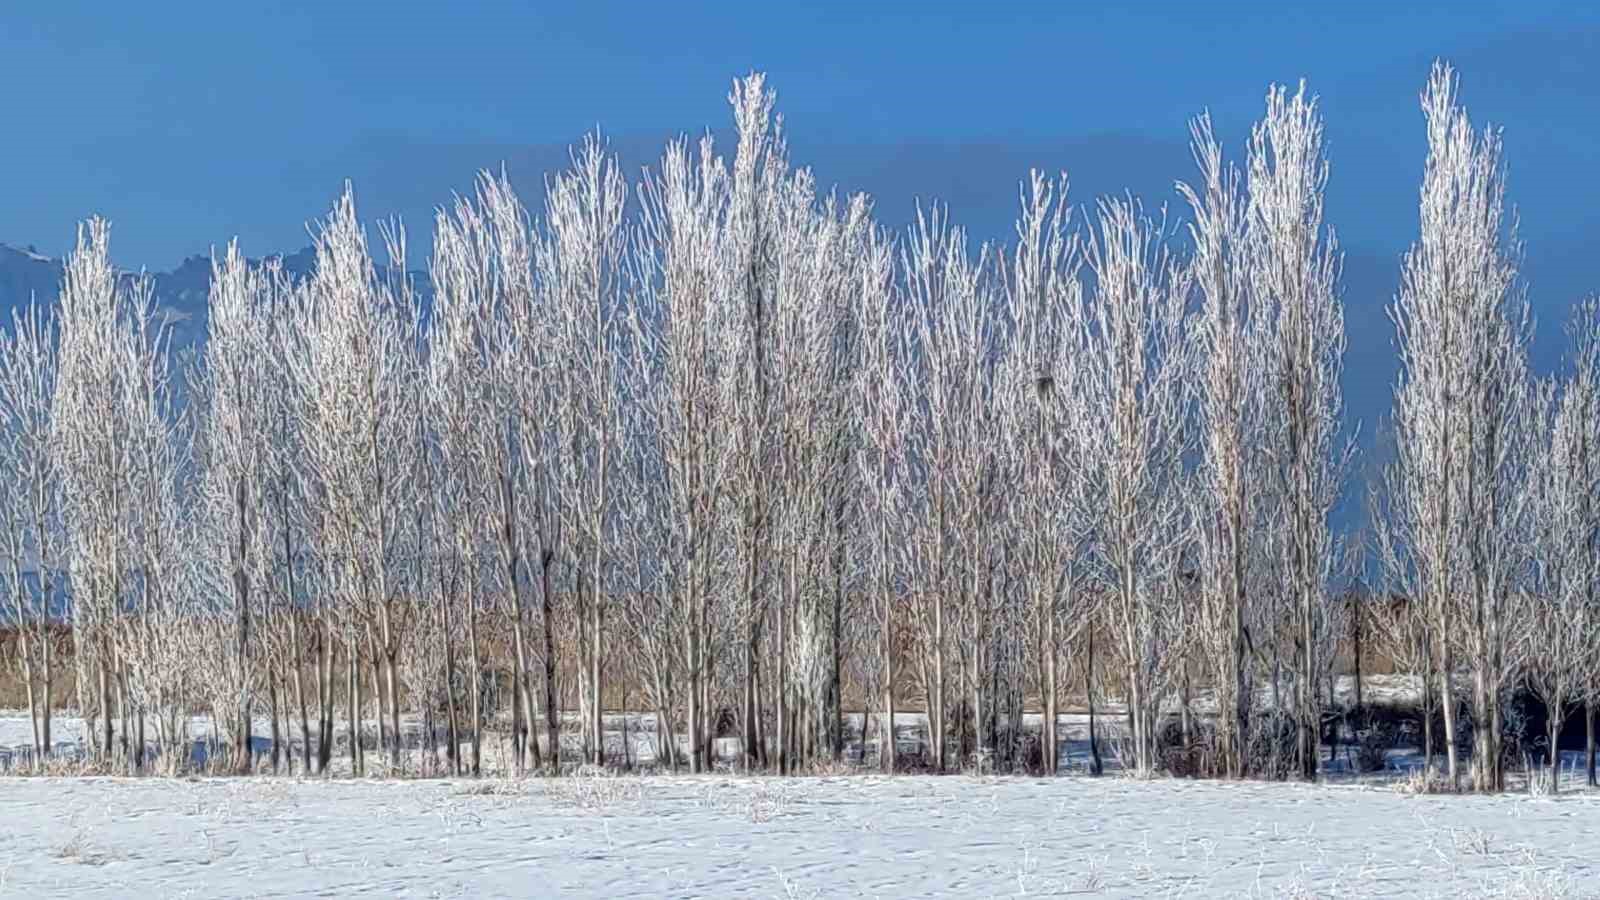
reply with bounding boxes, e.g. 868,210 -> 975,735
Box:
1043,602 -> 1057,775
777,565 -> 789,776
532,548 -> 556,772
367,635 -> 386,768
467,599 -> 482,777
1441,653 -> 1459,788
435,571 -> 460,776
589,572 -> 604,768
346,647 -> 359,776
318,623 -> 335,774
882,588 -> 896,773
20,633 -> 40,762
290,617 -> 312,775
1548,701 -> 1561,795
269,678 -> 282,775
98,653 -> 113,761
1422,648 -> 1436,779
1088,624 -> 1102,776
1586,699 -> 1596,788
40,630 -> 52,759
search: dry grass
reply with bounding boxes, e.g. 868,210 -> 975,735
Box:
541,765 -> 646,812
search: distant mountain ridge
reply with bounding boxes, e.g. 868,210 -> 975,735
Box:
0,242 -> 405,351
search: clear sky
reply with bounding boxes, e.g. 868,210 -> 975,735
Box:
3,0 -> 1598,278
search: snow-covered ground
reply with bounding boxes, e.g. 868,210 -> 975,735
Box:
0,774 -> 1595,898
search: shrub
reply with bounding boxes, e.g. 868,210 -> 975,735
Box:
1355,722 -> 1396,773
1158,717 -> 1220,778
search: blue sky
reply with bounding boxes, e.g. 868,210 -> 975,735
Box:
3,0 -> 1598,288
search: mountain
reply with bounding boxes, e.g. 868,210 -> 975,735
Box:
0,243 -> 403,352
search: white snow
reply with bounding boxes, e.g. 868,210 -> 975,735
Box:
0,773 -> 1594,898
1,686 -> 1594,899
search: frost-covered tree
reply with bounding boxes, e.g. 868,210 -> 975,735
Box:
53,220 -> 169,762
1523,376 -> 1592,793
191,244 -> 287,770
1180,115 -> 1266,780
1075,197 -> 1192,776
630,135 -> 740,772
292,186 -> 419,771
0,302 -> 61,761
539,135 -> 629,768
900,201 -> 1008,772
854,220 -> 905,771
1000,171 -> 1090,775
725,72 -> 790,770
1247,83 -> 1353,780
1380,63 -> 1528,789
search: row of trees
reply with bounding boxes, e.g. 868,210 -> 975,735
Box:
0,64 -> 1596,790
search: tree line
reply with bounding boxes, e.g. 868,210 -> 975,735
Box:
1,63 -> 1596,792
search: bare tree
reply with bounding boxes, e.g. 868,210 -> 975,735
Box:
1383,62 -> 1526,789
853,220 -> 904,771
540,134 -> 630,768
1180,115 -> 1266,779
192,244 -> 289,770
1074,197 -> 1192,776
1523,376 -> 1591,792
1247,82 -> 1354,780
1553,299 -> 1600,788
292,186 -> 419,772
53,219 -> 164,762
1001,171 -> 1090,775
631,135 -> 741,772
0,301 -> 61,761
726,72 -> 790,770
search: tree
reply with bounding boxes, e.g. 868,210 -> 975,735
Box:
630,134 -> 740,772
1523,377 -> 1589,792
899,202 -> 999,772
1247,82 -> 1353,780
1382,62 -> 1527,789
726,72 -> 789,770
540,134 -> 629,768
192,243 -> 286,771
1001,171 -> 1090,775
1180,115 -> 1266,779
1074,197 -> 1192,776
0,301 -> 62,762
853,219 -> 904,771
1552,300 -> 1600,788
53,219 -> 165,763
292,185 -> 419,772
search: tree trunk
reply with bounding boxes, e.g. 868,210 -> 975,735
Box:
882,588 -> 896,773
318,624 -> 335,774
269,678 -> 282,775
539,549 -> 559,772
437,588 -> 460,776
1441,652 -> 1459,787
1586,699 -> 1596,788
99,655 -> 113,762
40,630 -> 52,759
1043,600 -> 1057,775
588,570 -> 604,768
1548,702 -> 1561,795
1088,625 -> 1102,776
468,586 -> 483,777
367,639 -> 386,768
1301,589 -> 1318,782
688,576 -> 703,775
776,568 -> 789,776
290,618 -> 313,775
1422,652 -> 1436,780
346,648 -> 360,776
